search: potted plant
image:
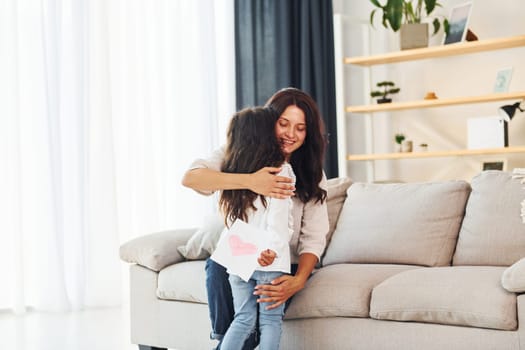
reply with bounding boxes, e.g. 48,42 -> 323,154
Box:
370,81 -> 400,104
369,0 -> 449,50
394,133 -> 406,152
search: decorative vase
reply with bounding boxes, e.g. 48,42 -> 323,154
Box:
401,140 -> 413,152
400,23 -> 429,50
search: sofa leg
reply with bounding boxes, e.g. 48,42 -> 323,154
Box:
138,345 -> 167,350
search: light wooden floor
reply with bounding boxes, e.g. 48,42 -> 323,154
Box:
0,306 -> 140,350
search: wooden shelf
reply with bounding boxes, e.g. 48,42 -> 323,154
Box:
347,146 -> 525,161
346,91 -> 525,114
344,35 -> 525,66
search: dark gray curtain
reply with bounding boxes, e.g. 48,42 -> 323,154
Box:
234,0 -> 338,178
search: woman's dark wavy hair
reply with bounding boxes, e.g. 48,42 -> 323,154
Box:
219,107 -> 284,225
265,87 -> 327,204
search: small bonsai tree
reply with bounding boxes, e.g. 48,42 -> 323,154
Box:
370,81 -> 401,103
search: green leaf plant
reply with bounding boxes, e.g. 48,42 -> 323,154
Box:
369,0 -> 449,36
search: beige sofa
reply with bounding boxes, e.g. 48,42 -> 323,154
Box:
120,171 -> 525,350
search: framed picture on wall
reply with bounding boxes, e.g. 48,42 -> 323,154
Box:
493,67 -> 514,93
443,2 -> 473,45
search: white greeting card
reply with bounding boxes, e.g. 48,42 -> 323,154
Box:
210,219 -> 270,282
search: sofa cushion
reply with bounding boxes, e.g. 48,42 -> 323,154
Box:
453,171 -> 525,266
325,177 -> 353,245
284,264 -> 419,320
119,228 -> 196,271
501,257 -> 525,292
157,260 -> 207,303
370,266 -> 517,331
323,181 -> 471,267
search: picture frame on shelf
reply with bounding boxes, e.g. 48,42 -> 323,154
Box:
482,159 -> 507,171
443,2 -> 473,45
493,67 -> 513,93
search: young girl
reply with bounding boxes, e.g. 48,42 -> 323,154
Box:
215,106 -> 295,350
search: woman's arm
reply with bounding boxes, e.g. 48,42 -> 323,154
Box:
182,166 -> 295,198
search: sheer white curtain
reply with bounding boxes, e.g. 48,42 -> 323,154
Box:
0,0 -> 235,313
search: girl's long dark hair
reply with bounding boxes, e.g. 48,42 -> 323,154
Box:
265,87 -> 327,204
219,107 -> 284,225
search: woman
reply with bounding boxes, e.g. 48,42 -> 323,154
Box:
182,87 -> 329,349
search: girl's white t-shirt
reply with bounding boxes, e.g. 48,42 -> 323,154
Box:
243,162 -> 295,274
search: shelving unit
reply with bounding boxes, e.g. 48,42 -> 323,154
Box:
344,35 -> 525,66
346,91 -> 525,114
334,25 -> 525,179
347,146 -> 525,161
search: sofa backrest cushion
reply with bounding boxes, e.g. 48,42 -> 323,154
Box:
452,171 -> 525,266
322,180 -> 471,267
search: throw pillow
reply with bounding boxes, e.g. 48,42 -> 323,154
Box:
119,228 -> 196,271
325,177 -> 353,244
501,256 -> 525,292
177,214 -> 225,260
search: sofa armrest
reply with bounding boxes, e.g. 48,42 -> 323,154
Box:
502,257 -> 525,292
120,228 -> 197,272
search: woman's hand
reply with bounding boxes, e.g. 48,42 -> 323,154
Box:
254,253 -> 318,310
250,167 -> 294,199
258,249 -> 276,266
253,274 -> 306,310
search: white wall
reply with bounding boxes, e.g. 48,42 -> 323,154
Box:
334,0 -> 525,182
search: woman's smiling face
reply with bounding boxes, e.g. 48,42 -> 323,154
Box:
274,105 -> 306,158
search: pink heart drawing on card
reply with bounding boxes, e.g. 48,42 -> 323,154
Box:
229,235 -> 257,256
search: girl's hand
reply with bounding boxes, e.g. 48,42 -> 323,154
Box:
250,167 -> 294,199
257,249 -> 276,266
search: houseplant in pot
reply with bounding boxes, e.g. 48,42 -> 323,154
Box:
369,0 -> 449,50
394,133 -> 406,152
371,81 -> 400,104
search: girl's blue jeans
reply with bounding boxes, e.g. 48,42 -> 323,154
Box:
206,258 -> 257,350
205,258 -> 298,350
221,270 -> 285,350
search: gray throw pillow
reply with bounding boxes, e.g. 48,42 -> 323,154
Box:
177,214 -> 225,260
119,228 -> 196,271
325,177 -> 353,245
